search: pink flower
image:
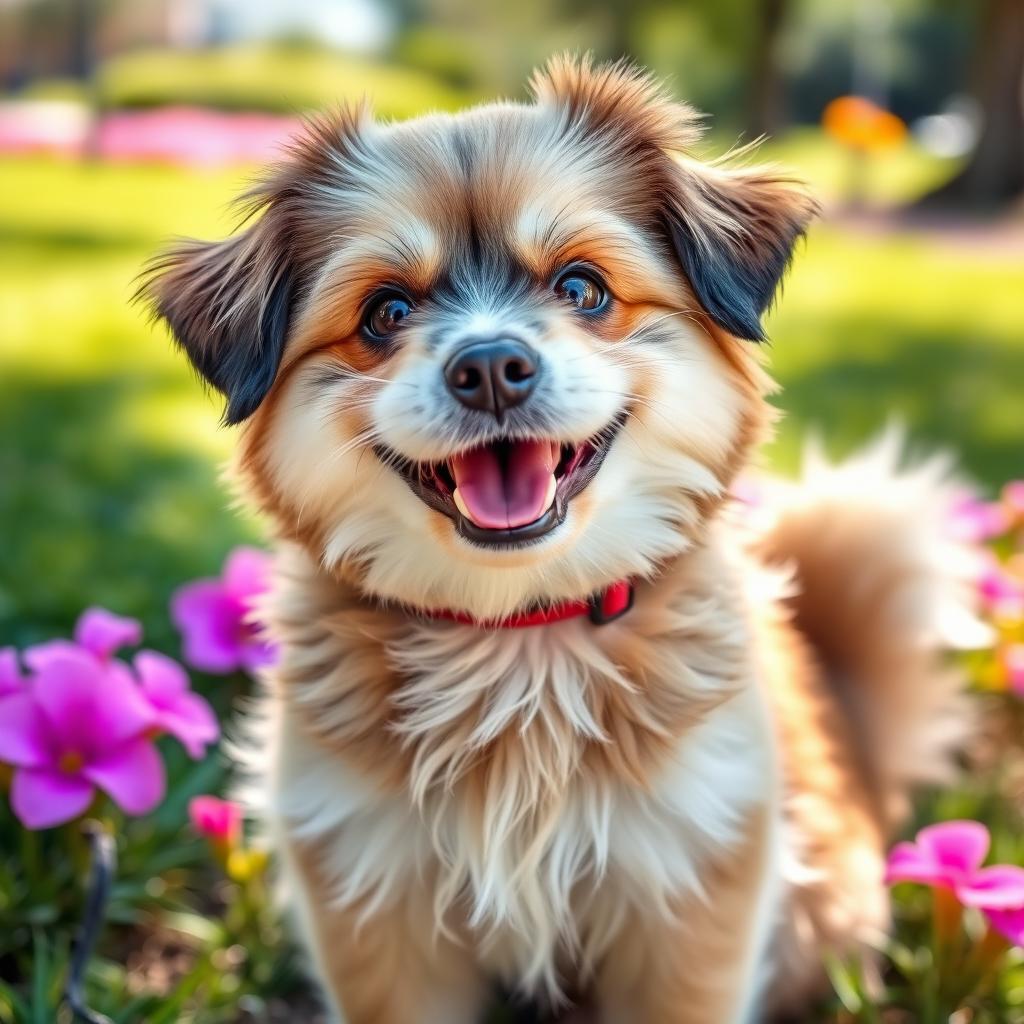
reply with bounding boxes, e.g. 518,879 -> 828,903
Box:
886,821 -> 1024,946
947,492 -> 1010,544
1004,481 -> 1024,522
984,907 -> 1024,946
189,795 -> 242,846
978,555 -> 1024,619
0,650 -> 164,829
0,647 -> 23,697
24,606 -> 142,673
1002,644 -> 1024,697
171,547 -> 276,674
134,651 -> 219,759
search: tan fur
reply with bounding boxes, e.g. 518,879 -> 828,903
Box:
288,837 -> 489,1024
150,57 -> 983,1023
596,808 -> 772,1023
754,435 -> 984,828
756,600 -> 889,1013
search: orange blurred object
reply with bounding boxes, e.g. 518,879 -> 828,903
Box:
822,95 -> 907,150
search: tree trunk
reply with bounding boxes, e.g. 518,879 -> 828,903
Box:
68,0 -> 97,81
919,0 -> 1024,209
746,0 -> 789,138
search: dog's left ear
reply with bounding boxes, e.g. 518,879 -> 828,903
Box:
533,55 -> 817,342
661,161 -> 818,341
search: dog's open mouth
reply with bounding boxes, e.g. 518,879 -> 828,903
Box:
378,419 -> 624,547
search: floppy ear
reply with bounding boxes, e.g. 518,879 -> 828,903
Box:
532,54 -> 817,342
662,162 -> 818,341
142,209 -> 296,425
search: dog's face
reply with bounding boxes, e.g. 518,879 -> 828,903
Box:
147,59 -> 815,618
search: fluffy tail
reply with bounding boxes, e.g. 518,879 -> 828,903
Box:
752,431 -> 991,828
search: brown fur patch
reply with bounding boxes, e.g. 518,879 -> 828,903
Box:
756,601 -> 889,1013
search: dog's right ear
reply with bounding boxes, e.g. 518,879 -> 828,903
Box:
141,206 -> 296,426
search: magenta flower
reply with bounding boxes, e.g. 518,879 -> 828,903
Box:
0,647 -> 22,697
886,820 -> 1024,946
978,554 -> 1024,619
0,651 -> 164,829
24,606 -> 142,673
947,492 -> 1010,544
134,650 -> 219,759
171,547 -> 276,674
984,907 -> 1024,946
189,795 -> 242,846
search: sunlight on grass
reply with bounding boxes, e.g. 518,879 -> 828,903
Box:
765,219 -> 1024,482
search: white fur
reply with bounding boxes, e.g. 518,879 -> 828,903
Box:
240,536 -> 782,1006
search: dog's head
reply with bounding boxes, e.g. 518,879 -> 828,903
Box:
145,57 -> 815,619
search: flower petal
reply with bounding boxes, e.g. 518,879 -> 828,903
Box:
0,693 -> 53,768
885,841 -> 959,888
947,494 -> 1010,543
23,639 -> 84,673
83,737 -> 165,816
170,580 -> 246,674
155,693 -> 220,759
916,820 -> 990,876
74,607 -> 142,661
33,652 -> 155,755
222,547 -> 272,604
958,865 -> 1024,910
985,907 -> 1024,948
11,767 -> 94,829
189,795 -> 242,843
239,635 -> 278,673
0,647 -> 22,696
135,650 -> 190,702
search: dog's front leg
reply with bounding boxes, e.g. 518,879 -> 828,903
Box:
596,805 -> 778,1024
284,835 -> 490,1024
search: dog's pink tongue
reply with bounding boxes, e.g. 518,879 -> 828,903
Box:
450,440 -> 559,529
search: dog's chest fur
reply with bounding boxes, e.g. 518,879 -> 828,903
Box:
252,541 -> 780,994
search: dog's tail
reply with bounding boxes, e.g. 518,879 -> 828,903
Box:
752,430 -> 991,828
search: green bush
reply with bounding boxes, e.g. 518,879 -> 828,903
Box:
94,44 -> 470,117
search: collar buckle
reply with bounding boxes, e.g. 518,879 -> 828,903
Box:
587,580 -> 635,625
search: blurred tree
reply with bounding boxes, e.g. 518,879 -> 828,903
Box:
69,0 -> 99,81
746,0 -> 790,137
918,0 -> 1024,208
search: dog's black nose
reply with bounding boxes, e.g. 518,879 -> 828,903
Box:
444,338 -> 539,419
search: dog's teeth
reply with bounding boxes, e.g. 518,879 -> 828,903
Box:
453,488 -> 472,520
543,473 -> 557,511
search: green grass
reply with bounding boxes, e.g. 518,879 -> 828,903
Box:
764,220 -> 1024,484
1,128 -> 1023,1021
0,158 -> 250,650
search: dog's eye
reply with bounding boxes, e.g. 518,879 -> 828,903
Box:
364,293 -> 414,339
553,270 -> 606,313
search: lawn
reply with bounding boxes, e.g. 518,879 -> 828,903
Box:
1,133 -> 1023,1021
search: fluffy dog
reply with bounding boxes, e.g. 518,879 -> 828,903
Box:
145,57 -> 981,1023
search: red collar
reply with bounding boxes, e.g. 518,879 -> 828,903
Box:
425,579 -> 635,630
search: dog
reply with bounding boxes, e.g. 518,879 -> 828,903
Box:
144,56 -> 981,1023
